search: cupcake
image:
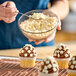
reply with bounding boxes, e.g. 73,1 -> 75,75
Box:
38,56 -> 59,76
53,43 -> 71,69
68,55 -> 76,76
19,44 -> 37,68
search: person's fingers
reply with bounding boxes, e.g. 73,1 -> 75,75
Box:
43,9 -> 49,14
2,17 -> 15,23
43,10 -> 61,31
5,1 -> 17,15
5,7 -> 17,12
43,10 -> 55,17
29,39 -> 44,45
57,25 -> 61,30
42,10 -> 46,14
2,7 -> 18,19
0,11 -> 17,22
57,16 -> 61,30
0,1 -> 17,23
0,5 -> 7,17
45,31 -> 56,42
3,18 -> 10,23
5,6 -> 18,14
5,1 -> 16,8
28,39 -> 34,42
8,17 -> 15,23
5,10 -> 18,18
0,15 -> 4,21
1,1 -> 18,18
35,40 -> 44,45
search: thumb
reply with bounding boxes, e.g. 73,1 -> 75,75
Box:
57,25 -> 61,30
57,17 -> 61,30
7,2 -> 16,8
1,1 -> 8,7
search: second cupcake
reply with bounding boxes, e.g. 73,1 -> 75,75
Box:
38,56 -> 59,76
53,43 -> 71,69
19,44 -> 37,68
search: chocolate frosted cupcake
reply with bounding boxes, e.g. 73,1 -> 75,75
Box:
19,44 -> 37,68
39,56 -> 59,76
53,43 -> 71,69
68,55 -> 76,76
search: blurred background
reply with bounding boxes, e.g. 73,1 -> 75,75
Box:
54,0 -> 76,43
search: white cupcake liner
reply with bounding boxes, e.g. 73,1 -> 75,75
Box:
55,58 -> 70,61
19,57 -> 36,60
38,71 -> 58,76
68,69 -> 76,73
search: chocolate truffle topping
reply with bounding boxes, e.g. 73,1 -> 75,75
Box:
68,55 -> 76,70
53,43 -> 71,58
19,44 -> 37,58
39,56 -> 58,74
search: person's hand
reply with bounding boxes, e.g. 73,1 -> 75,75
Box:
0,1 -> 18,23
43,9 -> 61,30
28,10 -> 61,45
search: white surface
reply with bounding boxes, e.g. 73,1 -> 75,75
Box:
38,71 -> 58,76
68,69 -> 76,73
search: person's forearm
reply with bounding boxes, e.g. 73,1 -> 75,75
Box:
48,0 -> 69,20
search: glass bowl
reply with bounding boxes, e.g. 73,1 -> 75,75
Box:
18,10 -> 59,40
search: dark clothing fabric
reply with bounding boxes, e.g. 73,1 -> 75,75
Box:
0,0 -> 55,49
